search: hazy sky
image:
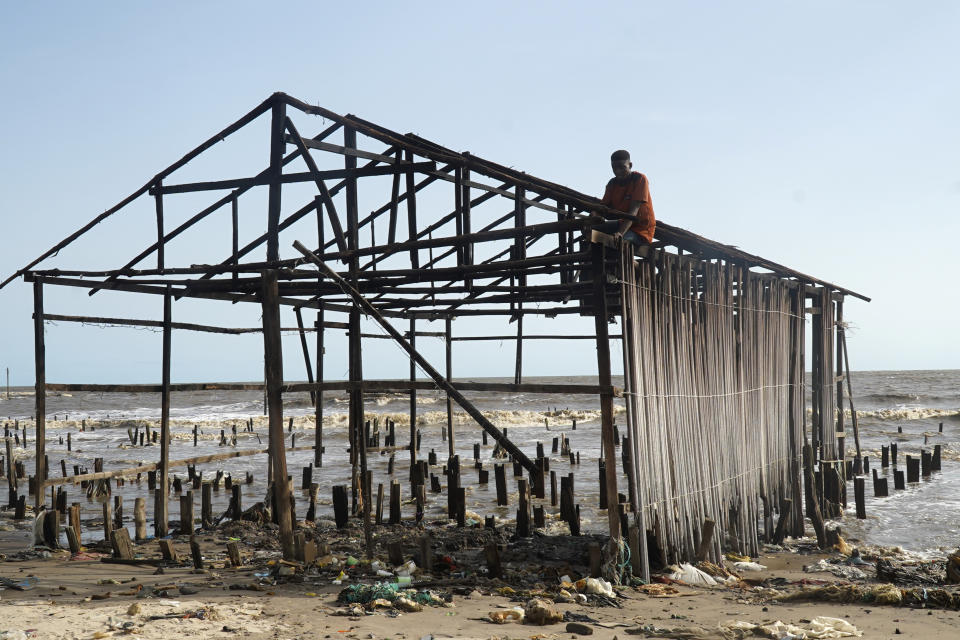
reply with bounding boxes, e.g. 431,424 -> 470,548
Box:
1,1 -> 957,385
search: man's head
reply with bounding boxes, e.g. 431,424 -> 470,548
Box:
610,150 -> 632,179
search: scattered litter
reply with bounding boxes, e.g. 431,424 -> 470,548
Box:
489,607 -> 524,624
732,561 -> 766,572
393,596 -> 422,612
524,598 -> 563,625
667,563 -> 718,586
719,615 -> 862,638
0,577 -> 38,591
578,577 -> 615,597
803,559 -> 865,581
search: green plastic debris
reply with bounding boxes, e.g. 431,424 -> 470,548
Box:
338,582 -> 400,604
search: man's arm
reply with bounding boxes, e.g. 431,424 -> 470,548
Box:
614,202 -> 641,237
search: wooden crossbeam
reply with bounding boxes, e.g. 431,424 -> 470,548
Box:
40,313 -> 348,332
147,163 -> 436,196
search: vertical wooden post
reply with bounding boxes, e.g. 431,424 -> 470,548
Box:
591,243 -> 620,544
5,437 -> 16,507
461,167 -> 473,286
266,96 -> 286,263
514,316 -> 523,384
153,489 -> 164,538
445,316 -> 454,457
33,280 -> 46,510
454,167 -> 464,266
157,286 -> 171,537
803,443 -> 826,547
134,497 -> 146,540
788,287 -> 805,537
834,298 -> 846,505
345,126 -> 373,559
315,313 -> 324,467
854,477 -> 866,519
231,195 -> 239,280
102,501 -> 113,541
261,270 -> 294,559
180,490 -> 195,534
514,186 -> 526,385
201,483 -> 212,528
154,180 -> 164,270
409,318 -> 417,469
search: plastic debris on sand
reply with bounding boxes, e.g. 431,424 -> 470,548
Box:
719,615 -> 861,638
489,607 -> 525,624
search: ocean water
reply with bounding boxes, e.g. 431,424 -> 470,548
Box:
820,370 -> 960,555
0,370 -> 957,554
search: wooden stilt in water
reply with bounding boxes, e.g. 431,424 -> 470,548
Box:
102,501 -> 113,542
315,313 -> 324,467
332,485 -> 348,528
445,316 -> 455,456
854,477 -> 866,519
389,480 -> 401,524
494,464 -> 507,505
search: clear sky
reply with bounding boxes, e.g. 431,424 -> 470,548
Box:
1,1 -> 957,385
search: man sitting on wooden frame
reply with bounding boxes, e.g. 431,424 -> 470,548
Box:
592,149 -> 656,248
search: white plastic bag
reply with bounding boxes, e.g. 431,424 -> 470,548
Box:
667,563 -> 717,586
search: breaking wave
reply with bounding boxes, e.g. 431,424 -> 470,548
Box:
853,407 -> 960,421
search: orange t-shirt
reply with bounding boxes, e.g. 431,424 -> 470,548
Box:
601,172 -> 655,243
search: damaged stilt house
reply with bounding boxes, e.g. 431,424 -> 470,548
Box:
3,92 -> 869,582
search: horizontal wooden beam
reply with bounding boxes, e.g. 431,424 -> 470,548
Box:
41,313 -> 349,333
30,274 -> 383,318
283,379 -> 621,396
28,250 -> 589,285
149,162 -> 436,195
316,218 -> 587,262
47,379 -> 620,397
46,382 -> 266,393
452,334 -> 623,341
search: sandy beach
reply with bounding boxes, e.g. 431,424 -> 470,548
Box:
2,514 -> 959,640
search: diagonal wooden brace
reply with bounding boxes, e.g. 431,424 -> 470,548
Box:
292,240 -> 537,475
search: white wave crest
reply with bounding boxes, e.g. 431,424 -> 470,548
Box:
854,407 -> 959,421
